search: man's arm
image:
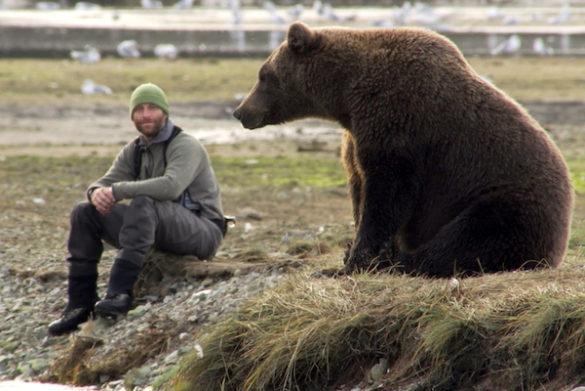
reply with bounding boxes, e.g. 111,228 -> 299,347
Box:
87,141 -> 137,194
85,141 -> 136,214
112,134 -> 203,201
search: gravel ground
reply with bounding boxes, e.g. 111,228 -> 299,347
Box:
0,251 -> 290,390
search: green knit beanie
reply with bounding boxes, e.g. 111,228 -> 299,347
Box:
129,83 -> 169,117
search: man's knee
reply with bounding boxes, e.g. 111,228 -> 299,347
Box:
70,201 -> 95,223
128,195 -> 156,211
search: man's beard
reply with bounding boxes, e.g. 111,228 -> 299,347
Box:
136,117 -> 165,139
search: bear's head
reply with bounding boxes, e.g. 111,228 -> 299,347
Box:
233,22 -> 478,131
233,22 -> 348,129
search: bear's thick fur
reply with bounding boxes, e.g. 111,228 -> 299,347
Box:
233,22 -> 573,277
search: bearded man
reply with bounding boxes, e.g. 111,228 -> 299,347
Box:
49,83 -> 225,336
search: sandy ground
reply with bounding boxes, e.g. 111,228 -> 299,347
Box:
1,99 -> 583,157
0,101 -> 344,158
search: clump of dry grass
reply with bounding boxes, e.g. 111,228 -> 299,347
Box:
46,317 -> 179,386
168,264 -> 585,391
286,240 -> 331,257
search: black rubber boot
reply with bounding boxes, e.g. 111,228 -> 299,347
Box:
48,307 -> 93,336
94,258 -> 141,318
48,273 -> 98,336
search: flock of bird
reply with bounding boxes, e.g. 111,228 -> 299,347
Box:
62,1 -> 572,94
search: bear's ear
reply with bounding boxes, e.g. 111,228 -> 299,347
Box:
287,22 -> 319,54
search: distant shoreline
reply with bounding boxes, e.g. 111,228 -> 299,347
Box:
2,6 -> 585,57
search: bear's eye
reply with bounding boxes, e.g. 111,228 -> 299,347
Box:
258,64 -> 276,84
259,68 -> 268,83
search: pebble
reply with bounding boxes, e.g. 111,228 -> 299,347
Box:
0,264 -> 284,390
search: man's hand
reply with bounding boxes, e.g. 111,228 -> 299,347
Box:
90,187 -> 116,215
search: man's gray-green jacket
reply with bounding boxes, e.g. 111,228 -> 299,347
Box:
88,118 -> 224,222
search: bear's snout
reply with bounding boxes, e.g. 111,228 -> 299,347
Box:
232,104 -> 265,130
232,108 -> 242,121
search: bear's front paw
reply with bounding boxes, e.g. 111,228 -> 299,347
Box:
344,249 -> 378,273
345,243 -> 399,273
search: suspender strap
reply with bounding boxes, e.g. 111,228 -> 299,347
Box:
133,126 -> 183,180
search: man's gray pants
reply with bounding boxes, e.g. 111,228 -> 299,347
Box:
67,196 -> 223,277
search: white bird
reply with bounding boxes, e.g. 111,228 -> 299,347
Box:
486,7 -> 505,21
502,15 -> 519,25
264,1 -> 286,24
35,1 -> 60,10
74,2 -> 101,10
287,4 -> 303,20
229,0 -> 242,25
141,0 -> 162,8
320,3 -> 340,21
317,2 -> 355,22
548,3 -> 570,25
70,45 -> 101,63
232,8 -> 243,25
371,19 -> 394,27
410,2 -> 440,27
392,1 -> 411,25
117,40 -> 141,59
81,79 -> 112,95
532,13 -> 545,23
490,34 -> 521,56
154,43 -> 179,60
312,0 -> 322,14
533,37 -> 554,56
172,0 -> 193,8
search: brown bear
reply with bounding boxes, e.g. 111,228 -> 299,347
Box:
233,22 -> 573,277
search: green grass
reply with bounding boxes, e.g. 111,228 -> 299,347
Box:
168,270 -> 585,391
468,57 -> 585,102
0,58 -> 263,105
0,154 -> 345,192
212,156 -> 347,189
567,156 -> 585,194
1,57 -> 585,106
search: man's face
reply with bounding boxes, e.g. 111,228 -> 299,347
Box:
132,103 -> 167,140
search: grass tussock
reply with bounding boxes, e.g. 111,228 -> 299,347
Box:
168,267 -> 585,391
286,240 -> 330,256
46,317 -> 178,386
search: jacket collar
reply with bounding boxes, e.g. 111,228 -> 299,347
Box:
138,118 -> 174,147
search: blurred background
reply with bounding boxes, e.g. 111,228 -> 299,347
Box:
1,0 -> 584,58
